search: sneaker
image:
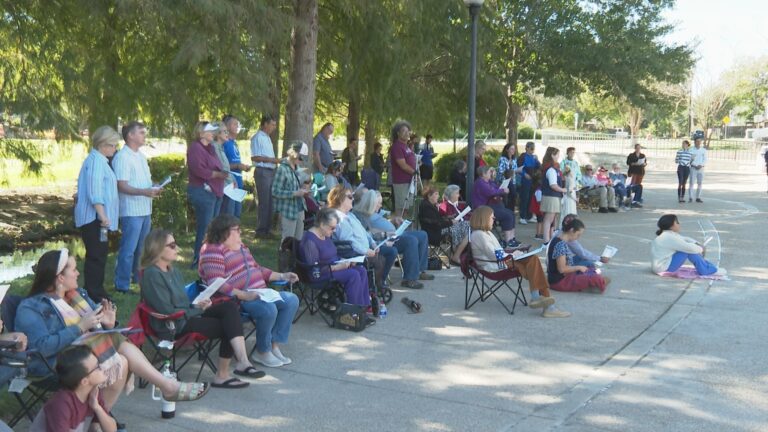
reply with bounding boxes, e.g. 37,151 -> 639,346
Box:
365,317 -> 376,327
598,207 -> 609,213
534,234 -> 545,241
714,268 -> 727,276
527,217 -> 538,223
519,219 -> 528,225
631,202 -> 643,208
507,239 -> 521,248
688,197 -> 693,203
419,272 -> 435,280
528,296 -> 555,309
696,198 -> 703,203
401,280 -> 424,289
608,207 -> 618,213
272,347 -> 292,365
542,306 -> 571,318
252,351 -> 283,368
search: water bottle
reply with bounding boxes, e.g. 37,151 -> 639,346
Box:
312,262 -> 321,280
151,361 -> 177,419
99,227 -> 108,243
494,249 -> 506,270
378,298 -> 387,319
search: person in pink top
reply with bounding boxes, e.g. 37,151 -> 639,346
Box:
199,214 -> 300,369
389,120 -> 417,218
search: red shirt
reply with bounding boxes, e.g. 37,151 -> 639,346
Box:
389,139 -> 416,184
187,140 -> 224,197
31,389 -> 106,432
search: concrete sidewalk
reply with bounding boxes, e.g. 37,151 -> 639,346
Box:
48,171 -> 768,431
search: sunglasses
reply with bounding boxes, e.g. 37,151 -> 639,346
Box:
165,242 -> 177,250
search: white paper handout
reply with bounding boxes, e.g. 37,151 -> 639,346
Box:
499,178 -> 511,189
0,284 -> 9,305
454,206 -> 471,221
702,236 -> 714,246
193,276 -> 230,305
246,288 -> 283,303
335,256 -> 366,264
637,158 -> 646,165
223,184 -> 247,203
601,245 -> 618,258
512,244 -> 546,260
73,327 -> 134,345
158,175 -> 173,188
393,220 -> 412,238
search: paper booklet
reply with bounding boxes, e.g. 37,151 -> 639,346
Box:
223,184 -> 247,203
393,220 -> 412,238
499,178 -> 511,189
73,327 -> 134,345
335,256 -> 366,264
246,288 -> 283,303
637,158 -> 646,165
158,175 -> 173,188
193,276 -> 230,305
454,206 -> 471,221
702,236 -> 714,246
512,244 -> 546,260
601,245 -> 618,258
0,284 -> 9,305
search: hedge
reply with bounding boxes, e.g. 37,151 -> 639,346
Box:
148,154 -> 190,234
434,147 -> 501,183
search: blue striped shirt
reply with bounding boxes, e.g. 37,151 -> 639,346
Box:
112,146 -> 153,217
675,149 -> 692,167
74,150 -> 119,230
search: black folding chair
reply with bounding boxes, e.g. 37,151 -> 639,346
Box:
428,231 -> 454,269
334,240 -> 392,304
459,249 -> 527,314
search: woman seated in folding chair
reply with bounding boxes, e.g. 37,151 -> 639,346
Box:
0,319 -> 27,388
472,166 -> 520,248
299,208 -> 371,307
140,228 -> 262,389
353,189 -> 434,287
469,206 -> 570,318
16,250 -> 209,412
199,214 -> 299,369
429,184 -> 471,264
547,216 -> 611,293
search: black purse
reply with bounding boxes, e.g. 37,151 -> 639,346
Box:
332,303 -> 368,332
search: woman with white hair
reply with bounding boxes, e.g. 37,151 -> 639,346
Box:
211,124 -> 236,215
272,141 -> 311,240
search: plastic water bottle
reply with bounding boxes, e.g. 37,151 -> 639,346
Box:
378,298 -> 387,319
151,361 -> 177,419
99,227 -> 108,243
312,262 -> 321,280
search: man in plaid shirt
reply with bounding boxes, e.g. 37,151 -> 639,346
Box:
272,141 -> 310,240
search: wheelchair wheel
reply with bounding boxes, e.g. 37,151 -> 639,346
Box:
380,287 -> 393,304
317,284 -> 346,315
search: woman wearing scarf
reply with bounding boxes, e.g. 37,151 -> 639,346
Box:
15,249 -> 209,410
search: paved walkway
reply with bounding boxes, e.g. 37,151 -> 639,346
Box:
44,171 -> 768,431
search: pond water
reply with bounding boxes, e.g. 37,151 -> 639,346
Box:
0,237 -> 85,284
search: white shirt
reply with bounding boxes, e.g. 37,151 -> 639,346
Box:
688,145 -> 707,168
112,145 -> 153,217
250,130 -> 276,169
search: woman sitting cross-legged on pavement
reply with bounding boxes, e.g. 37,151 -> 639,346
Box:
299,208 -> 371,307
552,214 -> 611,268
16,249 -> 209,411
199,214 -> 300,369
651,214 -> 725,276
140,228 -> 262,388
547,217 -> 611,293
469,206 -> 570,318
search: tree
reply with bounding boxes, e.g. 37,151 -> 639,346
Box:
692,83 -> 733,138
284,0 -> 319,154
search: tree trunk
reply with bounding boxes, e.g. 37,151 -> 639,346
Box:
504,85 -> 521,146
266,42 -> 283,155
346,94 -> 360,144
363,120 -> 375,167
628,106 -> 643,145
283,0 -> 319,159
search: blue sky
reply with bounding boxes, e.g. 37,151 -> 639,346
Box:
663,0 -> 768,92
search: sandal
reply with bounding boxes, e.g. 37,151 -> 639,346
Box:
233,366 -> 266,379
210,378 -> 249,389
401,297 -> 422,313
165,382 -> 209,402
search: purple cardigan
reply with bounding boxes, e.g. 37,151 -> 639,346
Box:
187,140 -> 224,197
472,178 -> 504,208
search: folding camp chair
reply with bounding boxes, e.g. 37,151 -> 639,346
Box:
334,240 -> 392,304
459,249 -> 527,314
428,231 -> 454,269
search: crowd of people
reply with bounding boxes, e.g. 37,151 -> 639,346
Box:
1,119 -> 734,431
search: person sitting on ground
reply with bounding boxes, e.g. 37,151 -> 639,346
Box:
299,208 -> 371,308
609,163 -> 629,209
472,165 -> 520,248
547,217 -> 611,293
554,214 -> 611,268
580,164 -> 617,213
449,159 -> 468,200
30,345 -> 117,432
469,206 -> 570,318
16,249 -> 209,411
651,214 -> 725,276
199,215 -> 300,369
420,186 -> 469,264
140,228 -> 262,388
350,188 -> 433,288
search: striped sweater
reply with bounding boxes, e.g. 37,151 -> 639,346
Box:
199,243 -> 273,296
675,149 -> 692,167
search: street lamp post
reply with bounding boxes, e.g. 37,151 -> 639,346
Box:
464,0 -> 483,205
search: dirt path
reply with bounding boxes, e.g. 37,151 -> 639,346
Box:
0,186 -> 78,252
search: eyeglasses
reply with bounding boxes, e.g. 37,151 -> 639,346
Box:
165,242 -> 177,250
586,168 -> 593,171
85,364 -> 102,377
326,224 -> 337,231
230,226 -> 241,233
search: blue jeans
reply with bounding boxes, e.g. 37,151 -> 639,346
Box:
385,230 -> 427,281
115,215 -> 151,291
378,246 -> 398,282
613,184 -> 627,204
240,291 -> 299,354
667,251 -> 717,275
221,196 -> 242,218
188,186 -> 222,263
519,182 -> 532,220
573,256 -> 596,267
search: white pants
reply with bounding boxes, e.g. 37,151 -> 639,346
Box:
280,212 -> 305,241
689,167 -> 704,199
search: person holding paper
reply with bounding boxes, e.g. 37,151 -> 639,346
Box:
651,214 -> 725,276
473,166 -> 520,248
419,186 -> 470,264
469,207 -> 570,318
626,143 -> 646,206
609,164 -> 629,209
390,120 -> 418,217
199,215 -> 299,368
16,249 -> 210,410
140,228 -> 262,387
250,114 -> 280,238
497,142 -> 522,212
555,214 -> 611,267
547,217 -> 611,293
221,114 -> 253,218
581,165 -> 618,213
299,208 -> 370,307
211,123 -> 237,215
687,133 -> 707,203
272,141 -> 310,241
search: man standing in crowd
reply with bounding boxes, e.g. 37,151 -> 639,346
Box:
688,131 -> 707,203
626,143 -> 647,207
341,137 -> 361,185
221,114 -> 252,218
560,147 -> 582,189
250,114 -> 280,238
313,122 -> 334,174
112,121 -> 159,294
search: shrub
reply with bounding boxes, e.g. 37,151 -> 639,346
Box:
517,124 -> 535,140
433,147 -> 501,183
148,154 -> 191,234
